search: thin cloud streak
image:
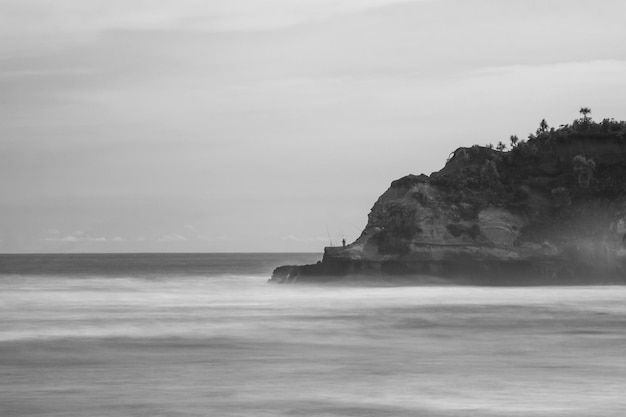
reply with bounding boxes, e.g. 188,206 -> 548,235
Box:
0,0 -> 427,40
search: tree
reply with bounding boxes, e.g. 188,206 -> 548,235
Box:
579,107 -> 592,122
537,119 -> 549,135
496,141 -> 507,151
510,135 -> 519,148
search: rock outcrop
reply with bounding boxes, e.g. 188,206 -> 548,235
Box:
271,116 -> 626,284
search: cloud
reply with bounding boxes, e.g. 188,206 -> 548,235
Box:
469,60 -> 626,78
42,229 -> 127,243
181,225 -> 232,242
280,235 -> 328,243
197,235 -> 231,241
157,233 -> 187,242
45,235 -> 78,242
0,0 -> 426,41
44,235 -> 106,242
0,68 -> 92,79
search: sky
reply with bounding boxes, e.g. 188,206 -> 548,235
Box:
1,0 -> 626,253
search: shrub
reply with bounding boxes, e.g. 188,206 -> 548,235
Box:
551,187 -> 571,207
480,160 -> 500,188
572,155 -> 596,188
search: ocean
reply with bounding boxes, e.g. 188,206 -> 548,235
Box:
0,253 -> 625,417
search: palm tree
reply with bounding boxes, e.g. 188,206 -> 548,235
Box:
509,135 -> 519,148
579,107 -> 592,122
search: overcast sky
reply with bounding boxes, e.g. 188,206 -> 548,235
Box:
1,0 -> 626,253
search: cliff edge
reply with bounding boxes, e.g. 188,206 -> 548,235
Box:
271,113 -> 626,284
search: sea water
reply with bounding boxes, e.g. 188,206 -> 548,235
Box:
0,253 -> 625,417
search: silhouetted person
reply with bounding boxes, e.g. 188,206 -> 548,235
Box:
342,239 -> 346,248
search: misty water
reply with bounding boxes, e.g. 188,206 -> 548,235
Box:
1,254 -> 625,416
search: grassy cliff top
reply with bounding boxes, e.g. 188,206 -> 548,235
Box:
425,111 -> 626,209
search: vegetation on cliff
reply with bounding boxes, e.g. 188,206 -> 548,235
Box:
271,109 -> 626,283
427,109 -> 626,244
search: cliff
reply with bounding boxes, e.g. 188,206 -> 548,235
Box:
271,114 -> 626,284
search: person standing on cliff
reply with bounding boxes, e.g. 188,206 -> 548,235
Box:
342,238 -> 346,248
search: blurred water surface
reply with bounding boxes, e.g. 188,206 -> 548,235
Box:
1,253 -> 625,416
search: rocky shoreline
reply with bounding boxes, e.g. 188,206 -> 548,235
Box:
271,113 -> 626,285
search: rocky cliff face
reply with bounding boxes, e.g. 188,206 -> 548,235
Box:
271,118 -> 626,284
